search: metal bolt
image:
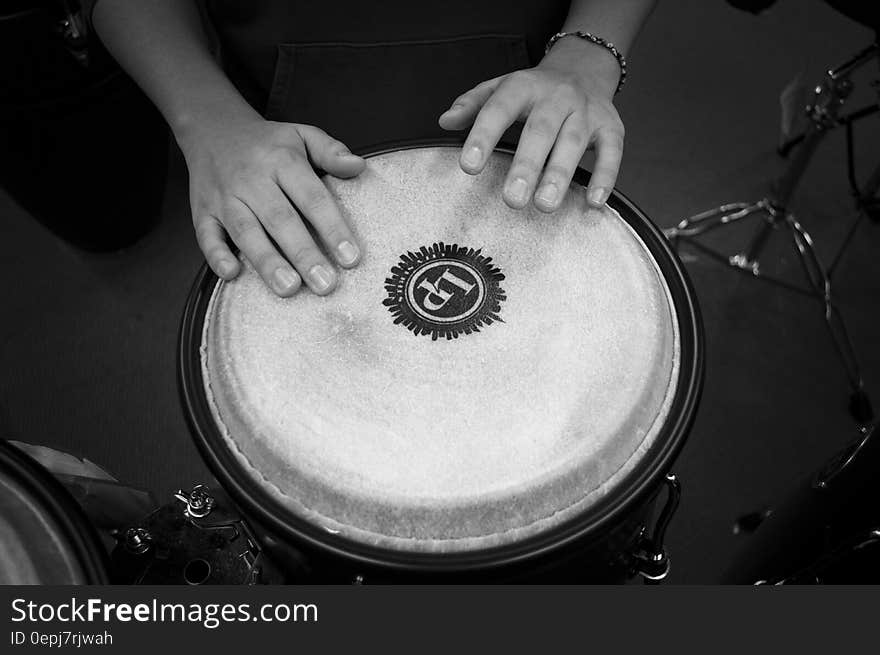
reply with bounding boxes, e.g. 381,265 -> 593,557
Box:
177,484 -> 215,518
124,527 -> 152,555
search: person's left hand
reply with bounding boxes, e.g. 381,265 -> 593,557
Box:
439,42 -> 624,213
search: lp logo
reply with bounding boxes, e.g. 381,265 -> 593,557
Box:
417,267 -> 476,311
384,243 -> 506,340
406,260 -> 486,324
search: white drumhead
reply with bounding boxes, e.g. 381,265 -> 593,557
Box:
201,146 -> 680,552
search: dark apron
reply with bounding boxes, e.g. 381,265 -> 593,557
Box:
206,0 -> 570,152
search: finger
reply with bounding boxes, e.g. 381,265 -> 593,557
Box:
534,114 -> 590,213
502,102 -> 567,209
459,77 -> 532,175
438,76 -> 505,131
241,181 -> 339,296
296,124 -> 365,178
586,127 -> 624,208
221,198 -> 301,297
194,215 -> 241,279
275,158 -> 361,270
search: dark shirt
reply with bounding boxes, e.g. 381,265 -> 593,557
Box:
205,1 -> 571,150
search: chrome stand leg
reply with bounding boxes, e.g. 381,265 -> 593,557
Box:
669,203 -> 873,422
664,201 -> 767,241
665,200 -> 785,276
666,205 -> 873,422
787,214 -> 873,422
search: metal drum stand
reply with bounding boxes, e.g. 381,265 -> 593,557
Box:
665,41 -> 879,423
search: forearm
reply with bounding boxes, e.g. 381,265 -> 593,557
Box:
542,0 -> 658,94
92,0 -> 259,148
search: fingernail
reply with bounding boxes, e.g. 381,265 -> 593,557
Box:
507,177 -> 529,206
536,182 -> 559,206
337,240 -> 360,265
588,187 -> 609,206
461,146 -> 482,169
274,267 -> 299,292
217,258 -> 236,277
443,103 -> 465,115
309,264 -> 335,292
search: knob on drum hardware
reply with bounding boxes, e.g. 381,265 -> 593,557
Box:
175,484 -> 215,518
123,527 -> 152,555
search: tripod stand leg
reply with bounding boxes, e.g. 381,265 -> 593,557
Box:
664,202 -> 764,241
787,215 -> 873,423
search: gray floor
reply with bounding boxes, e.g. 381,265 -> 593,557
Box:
2,0 -> 878,583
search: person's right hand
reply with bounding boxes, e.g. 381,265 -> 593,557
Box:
178,116 -> 366,296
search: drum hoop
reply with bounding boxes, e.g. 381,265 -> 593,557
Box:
0,439 -> 111,584
178,138 -> 704,573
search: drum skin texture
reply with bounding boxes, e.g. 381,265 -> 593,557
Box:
199,146 -> 681,555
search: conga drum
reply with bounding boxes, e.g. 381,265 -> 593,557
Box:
179,143 -> 703,582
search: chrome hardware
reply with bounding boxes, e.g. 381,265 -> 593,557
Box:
814,424 -> 875,490
631,473 -> 681,583
123,527 -> 152,555
174,484 -> 216,518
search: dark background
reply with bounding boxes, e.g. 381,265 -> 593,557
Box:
1,0 -> 878,582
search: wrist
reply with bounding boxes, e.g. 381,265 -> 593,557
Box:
541,35 -> 622,98
171,98 -> 262,157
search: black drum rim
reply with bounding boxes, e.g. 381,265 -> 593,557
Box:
0,439 -> 111,584
178,138 -> 704,575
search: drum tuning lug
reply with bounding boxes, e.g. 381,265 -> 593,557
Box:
352,574 -> 365,585
639,552 -> 671,584
174,484 -> 216,518
632,473 -> 681,584
124,527 -> 152,555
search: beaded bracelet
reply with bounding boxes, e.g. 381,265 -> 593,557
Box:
544,31 -> 627,94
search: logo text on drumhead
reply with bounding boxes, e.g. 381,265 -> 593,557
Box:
384,243 -> 506,340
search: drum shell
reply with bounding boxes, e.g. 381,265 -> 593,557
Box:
240,483 -> 663,583
178,141 -> 704,583
0,439 -> 110,585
